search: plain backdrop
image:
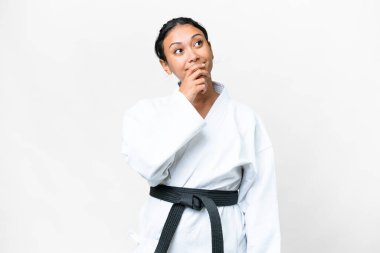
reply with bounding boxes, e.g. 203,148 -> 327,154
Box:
1,0 -> 379,252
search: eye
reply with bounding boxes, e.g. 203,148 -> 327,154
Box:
174,48 -> 183,55
195,40 -> 203,47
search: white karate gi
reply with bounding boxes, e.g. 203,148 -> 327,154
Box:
121,82 -> 281,253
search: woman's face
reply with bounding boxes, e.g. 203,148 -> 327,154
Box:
160,24 -> 214,82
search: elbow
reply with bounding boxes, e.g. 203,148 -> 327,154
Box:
127,155 -> 172,186
139,168 -> 169,187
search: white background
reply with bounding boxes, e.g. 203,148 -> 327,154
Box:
1,0 -> 379,252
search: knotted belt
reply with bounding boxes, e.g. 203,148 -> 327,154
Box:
150,184 -> 238,253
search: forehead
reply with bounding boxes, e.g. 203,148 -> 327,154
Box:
163,24 -> 205,46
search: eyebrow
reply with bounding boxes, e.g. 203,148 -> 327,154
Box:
169,33 -> 203,49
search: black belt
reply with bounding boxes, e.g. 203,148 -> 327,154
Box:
150,184 -> 238,253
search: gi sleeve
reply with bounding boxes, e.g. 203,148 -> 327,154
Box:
238,113 -> 281,253
120,90 -> 206,186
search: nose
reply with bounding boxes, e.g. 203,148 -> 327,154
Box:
188,48 -> 200,64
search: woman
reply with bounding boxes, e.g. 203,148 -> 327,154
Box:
121,17 -> 281,253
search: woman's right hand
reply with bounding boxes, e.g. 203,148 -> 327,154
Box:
179,62 -> 211,104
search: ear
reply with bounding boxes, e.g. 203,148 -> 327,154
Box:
159,59 -> 172,75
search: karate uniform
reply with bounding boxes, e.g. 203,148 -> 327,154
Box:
121,82 -> 281,253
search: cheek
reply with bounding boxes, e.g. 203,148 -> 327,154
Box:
168,60 -> 186,79
207,62 -> 213,73
172,59 -> 186,71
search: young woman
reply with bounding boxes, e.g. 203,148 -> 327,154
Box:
121,17 -> 281,253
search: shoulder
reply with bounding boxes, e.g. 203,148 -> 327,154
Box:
228,98 -> 261,129
229,99 -> 273,152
